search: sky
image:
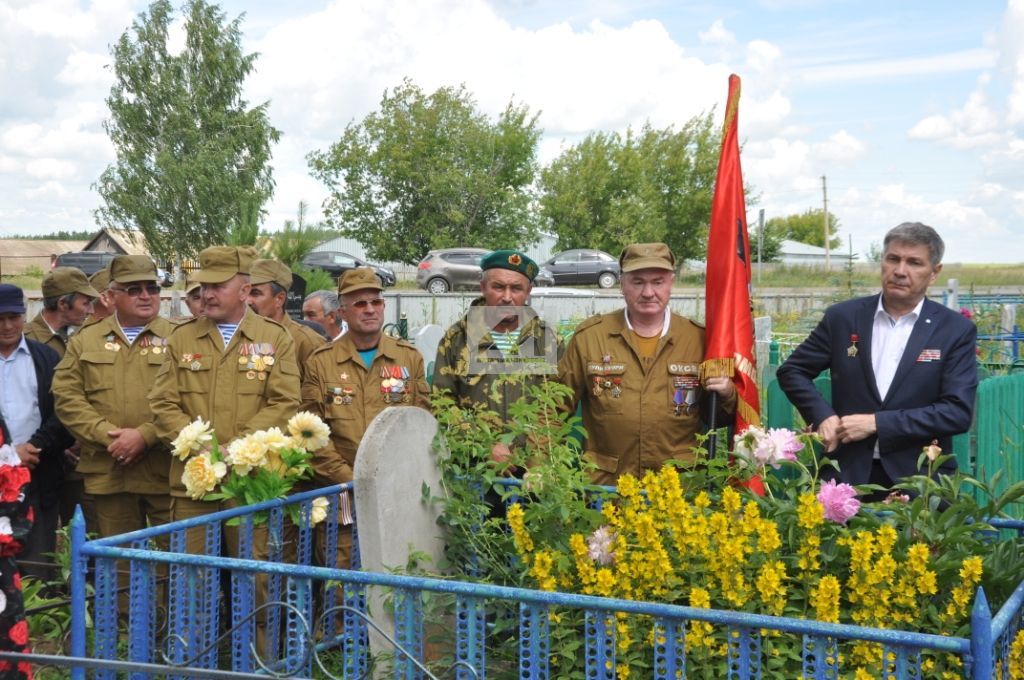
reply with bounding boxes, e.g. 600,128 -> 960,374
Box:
1,0 -> 1022,263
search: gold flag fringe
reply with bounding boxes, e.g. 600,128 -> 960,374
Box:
700,357 -> 735,381
737,397 -> 761,428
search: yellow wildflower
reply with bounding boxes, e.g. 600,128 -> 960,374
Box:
1007,628 -> 1024,680
529,550 -> 557,591
506,503 -> 533,555
811,575 -> 841,623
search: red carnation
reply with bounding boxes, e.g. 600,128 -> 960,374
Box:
9,620 -> 28,646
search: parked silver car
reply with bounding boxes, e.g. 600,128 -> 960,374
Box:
416,247 -> 490,294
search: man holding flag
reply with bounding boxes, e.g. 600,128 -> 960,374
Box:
558,242 -> 736,486
702,73 -> 765,493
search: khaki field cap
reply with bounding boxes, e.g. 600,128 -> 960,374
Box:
338,267 -> 382,296
250,259 -> 293,290
194,246 -> 255,284
184,273 -> 201,295
89,265 -> 111,291
110,255 -> 158,283
42,267 -> 100,299
619,242 -> 676,273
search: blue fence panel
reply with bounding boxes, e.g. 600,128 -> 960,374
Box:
65,485 -> 1024,680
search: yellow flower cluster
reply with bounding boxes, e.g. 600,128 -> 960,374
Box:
796,492 -> 823,576
1005,628 -> 1024,680
507,503 -> 533,555
942,556 -> 984,626
810,574 -> 840,623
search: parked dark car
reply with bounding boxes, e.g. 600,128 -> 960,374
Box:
54,251 -> 116,277
301,251 -> 396,287
416,248 -> 490,294
54,251 -> 173,286
536,249 -> 620,288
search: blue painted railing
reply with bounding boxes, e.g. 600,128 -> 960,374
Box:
70,485 -> 1024,679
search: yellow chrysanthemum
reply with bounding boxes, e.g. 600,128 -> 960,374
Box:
286,411 -> 331,451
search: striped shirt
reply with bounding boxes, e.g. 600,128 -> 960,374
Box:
121,326 -> 144,345
217,323 -> 240,349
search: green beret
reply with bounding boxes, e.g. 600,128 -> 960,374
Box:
481,249 -> 538,283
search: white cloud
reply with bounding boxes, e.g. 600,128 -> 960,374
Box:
25,158 -> 77,180
745,39 -> 781,75
795,48 -> 997,85
25,180 -> 72,200
813,130 -> 865,162
57,50 -> 112,87
699,19 -> 735,46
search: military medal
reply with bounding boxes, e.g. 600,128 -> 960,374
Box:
847,334 -> 859,358
673,375 -> 699,415
610,377 -> 622,398
342,386 -> 354,405
340,372 -> 349,381
592,376 -> 603,396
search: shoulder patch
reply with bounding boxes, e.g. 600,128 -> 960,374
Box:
572,313 -> 608,334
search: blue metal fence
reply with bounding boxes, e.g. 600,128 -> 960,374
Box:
69,485 -> 1024,679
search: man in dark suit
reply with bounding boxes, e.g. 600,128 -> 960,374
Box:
0,284 -> 74,579
776,223 -> 977,493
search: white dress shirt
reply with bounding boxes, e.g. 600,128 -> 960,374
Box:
871,296 -> 925,401
0,335 -> 41,445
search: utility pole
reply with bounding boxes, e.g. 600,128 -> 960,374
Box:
756,208 -> 765,286
822,175 -> 831,270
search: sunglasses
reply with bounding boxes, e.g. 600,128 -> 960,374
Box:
348,298 -> 385,310
111,284 -> 162,297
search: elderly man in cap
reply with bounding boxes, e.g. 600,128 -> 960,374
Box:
183,275 -> 204,318
433,249 -> 563,467
150,246 -> 300,534
54,255 -> 175,542
0,284 -> 73,579
558,243 -> 736,485
87,265 -> 114,322
248,259 -> 326,379
26,267 -> 98,357
300,268 -> 429,568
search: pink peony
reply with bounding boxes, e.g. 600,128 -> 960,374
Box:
959,307 -> 974,320
816,479 -> 860,524
766,428 -> 804,464
883,491 -> 911,505
587,526 -> 616,565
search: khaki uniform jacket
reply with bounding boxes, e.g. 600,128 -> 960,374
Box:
149,310 -> 301,497
433,298 -> 564,423
283,316 -> 327,381
300,333 -> 430,486
558,309 -> 735,484
25,313 -> 67,358
53,315 -> 176,495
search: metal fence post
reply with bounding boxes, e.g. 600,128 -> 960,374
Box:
970,587 -> 993,680
70,507 -> 86,680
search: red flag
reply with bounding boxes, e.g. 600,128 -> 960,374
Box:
703,75 -> 763,491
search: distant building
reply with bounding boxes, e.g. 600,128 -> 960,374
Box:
0,239 -> 89,276
777,239 -> 855,266
82,228 -> 150,257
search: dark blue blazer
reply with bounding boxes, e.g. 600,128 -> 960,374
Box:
776,294 -> 978,486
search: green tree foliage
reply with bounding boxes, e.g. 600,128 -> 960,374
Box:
308,79 -> 541,265
766,208 -> 841,250
4,230 -> 95,241
267,201 -> 326,269
226,200 -> 260,246
95,0 -> 280,262
750,224 -> 784,263
538,114 -> 721,262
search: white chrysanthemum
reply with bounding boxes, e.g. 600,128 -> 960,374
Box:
253,427 -> 289,453
225,435 -> 269,475
172,418 -> 214,461
181,453 -> 227,500
310,497 -> 329,526
287,412 -> 331,451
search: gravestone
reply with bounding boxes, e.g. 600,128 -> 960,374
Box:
352,406 -> 444,659
413,323 -> 445,365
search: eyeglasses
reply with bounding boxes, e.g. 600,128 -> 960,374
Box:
110,284 -> 162,297
348,298 -> 385,310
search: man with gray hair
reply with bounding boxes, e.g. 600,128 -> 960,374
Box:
777,222 -> 978,495
302,290 -> 346,340
26,267 -> 99,357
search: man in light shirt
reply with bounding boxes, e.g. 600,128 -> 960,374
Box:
0,284 -> 73,578
777,223 -> 978,494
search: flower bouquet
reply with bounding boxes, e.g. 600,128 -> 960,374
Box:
170,411 -> 332,526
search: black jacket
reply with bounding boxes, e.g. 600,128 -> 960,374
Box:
23,338 -> 74,507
